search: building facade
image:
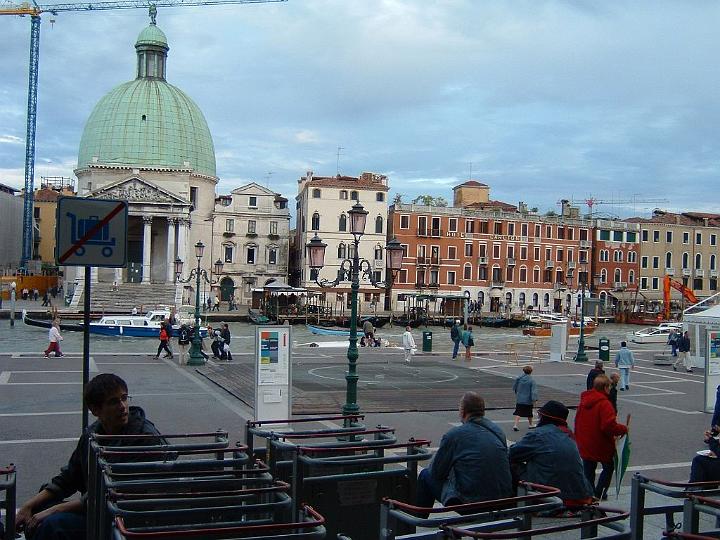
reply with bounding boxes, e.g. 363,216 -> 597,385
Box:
628,210 -> 720,301
591,219 -> 641,309
0,184 -> 23,273
295,171 -> 389,307
34,182 -> 76,265
212,183 -> 290,305
388,182 -> 594,314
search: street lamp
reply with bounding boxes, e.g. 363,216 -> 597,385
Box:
306,203 -> 404,417
573,263 -> 601,363
175,241 -> 223,366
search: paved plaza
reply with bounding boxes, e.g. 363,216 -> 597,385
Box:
0,324 -> 715,537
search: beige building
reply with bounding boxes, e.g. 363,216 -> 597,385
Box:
628,210 -> 720,300
33,183 -> 76,265
295,171 -> 390,307
212,183 -> 290,305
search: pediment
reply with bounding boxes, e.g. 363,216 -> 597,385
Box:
88,177 -> 189,205
230,182 -> 277,197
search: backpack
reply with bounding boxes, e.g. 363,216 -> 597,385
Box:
179,329 -> 190,345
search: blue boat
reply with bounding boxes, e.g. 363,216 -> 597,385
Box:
307,324 -> 351,337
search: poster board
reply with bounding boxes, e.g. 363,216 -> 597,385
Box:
549,324 -> 567,362
254,325 -> 292,421
705,329 -> 720,413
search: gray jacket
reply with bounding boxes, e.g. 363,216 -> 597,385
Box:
427,415 -> 512,504
513,373 -> 538,405
509,423 -> 593,501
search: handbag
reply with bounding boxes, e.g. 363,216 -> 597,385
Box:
468,336 -> 475,347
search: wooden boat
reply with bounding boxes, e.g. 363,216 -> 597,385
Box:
480,316 -> 507,328
523,324 -> 597,337
336,315 -> 391,329
248,309 -> 272,325
307,324 -> 351,336
392,316 -> 425,328
22,310 -> 84,332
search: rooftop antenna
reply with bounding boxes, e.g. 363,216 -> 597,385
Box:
336,146 -> 343,176
469,162 -> 473,180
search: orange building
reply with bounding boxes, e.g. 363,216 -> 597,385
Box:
388,182 -> 594,314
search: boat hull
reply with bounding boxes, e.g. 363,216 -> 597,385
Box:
523,325 -> 597,337
307,324 -> 351,336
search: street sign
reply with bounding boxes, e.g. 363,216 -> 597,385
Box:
55,196 -> 128,268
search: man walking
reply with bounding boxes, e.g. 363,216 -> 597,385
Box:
402,326 -> 416,363
450,320 -> 462,360
674,330 -> 692,373
221,323 -> 233,361
586,361 -> 604,391
614,341 -> 635,391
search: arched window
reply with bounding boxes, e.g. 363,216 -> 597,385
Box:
375,216 -> 383,234
683,252 -> 689,269
711,254 -> 717,271
311,212 -> 320,231
337,243 -> 346,259
532,293 -> 539,307
600,291 -> 607,305
376,192 -> 384,202
555,269 -> 564,284
312,188 -> 321,199
614,268 -> 621,284
464,263 -> 472,280
374,245 -> 383,260
505,292 -> 513,305
350,191 -> 359,201
543,293 -> 550,307
600,268 -> 607,283
665,252 -> 672,269
696,253 -> 702,269
629,270 -> 635,283
628,251 -> 636,263
339,214 -> 347,232
519,292 -> 526,306
478,291 -> 485,306
519,265 -> 527,282
533,266 -> 541,283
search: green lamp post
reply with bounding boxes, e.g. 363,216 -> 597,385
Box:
306,202 -> 405,418
174,241 -> 223,366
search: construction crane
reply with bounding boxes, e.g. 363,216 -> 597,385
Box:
1,0 -> 286,271
583,196 -> 669,218
663,274 -> 699,320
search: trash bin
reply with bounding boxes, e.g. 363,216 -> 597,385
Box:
422,331 -> 432,352
598,337 -> 610,362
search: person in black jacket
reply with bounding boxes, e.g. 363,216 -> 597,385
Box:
608,372 -> 620,413
221,323 -> 233,361
586,361 -> 605,391
16,374 -> 166,540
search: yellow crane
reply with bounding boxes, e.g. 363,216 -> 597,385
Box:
2,0 -> 286,269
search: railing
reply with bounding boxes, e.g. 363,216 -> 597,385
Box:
416,228 -> 443,237
507,257 -> 516,266
666,268 -> 675,276
416,257 -> 442,266
696,269 -> 705,277
580,240 -> 592,248
711,269 -> 718,278
615,282 -> 628,290
545,261 -> 554,268
568,261 -> 576,269
491,280 -> 505,288
427,282 -> 440,288
553,281 -> 567,290
683,268 -> 692,276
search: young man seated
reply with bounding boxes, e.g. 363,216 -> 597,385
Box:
17,373 -> 166,540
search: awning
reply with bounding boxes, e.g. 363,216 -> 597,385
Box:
489,289 -> 503,298
608,291 -> 645,302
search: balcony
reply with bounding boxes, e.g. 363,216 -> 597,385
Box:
696,269 -> 705,277
268,233 -> 280,241
491,279 -> 505,288
568,261 -> 576,269
711,269 -> 718,278
553,282 -> 567,291
417,228 -> 443,237
478,256 -> 488,265
414,281 -> 425,289
417,257 -> 441,266
665,267 -> 674,276
246,232 -> 258,238
507,257 -> 516,266
614,282 -> 628,291
580,240 -> 592,248
545,261 -> 554,269
682,268 -> 691,276
373,259 -> 384,269
427,282 -> 440,289
223,231 -> 235,237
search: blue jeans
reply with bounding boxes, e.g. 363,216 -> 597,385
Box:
30,511 -> 85,540
416,468 -> 443,517
619,367 -> 630,389
452,340 -> 460,358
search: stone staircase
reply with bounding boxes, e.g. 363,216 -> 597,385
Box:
71,282 -> 179,313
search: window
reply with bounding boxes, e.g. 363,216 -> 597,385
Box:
350,191 -> 359,201
534,247 -> 540,261
665,252 -> 672,268
339,214 -> 347,232
312,188 -> 321,199
448,218 -> 458,233
579,228 -> 588,241
543,293 -> 550,307
626,231 -> 637,242
270,221 -> 278,235
567,228 -> 574,240
712,278 -> 718,291
683,232 -> 690,244
640,277 -> 648,290
683,252 -> 689,269
493,244 -> 501,259
399,269 -> 408,283
190,187 -> 198,209
557,226 -> 564,239
697,232 -> 703,245
614,269 -> 621,284
696,253 -> 702,269
465,243 -> 473,257
376,192 -> 384,202
340,190 -> 348,200
400,215 -> 409,229
494,222 -> 503,235
337,243 -> 346,259
641,229 -> 648,242
666,231 -> 673,243
448,246 -> 457,259
249,196 -> 257,207
478,244 -> 487,258
311,212 -> 320,231
711,255 -> 716,271
545,247 -> 552,261
628,251 -> 637,263
653,230 -> 660,242
508,223 -> 515,236
535,224 -> 541,238
374,245 -> 383,260
463,264 -> 472,280
375,216 -> 383,234
557,248 -> 564,262
519,266 -> 527,282
248,220 -> 256,234
599,250 -> 608,262
466,220 -> 475,233
652,277 -> 659,290
520,246 -> 528,260
447,271 -> 456,285
614,231 -> 623,242
225,219 -> 234,233
246,246 -> 256,264
694,278 -> 703,290
712,234 -> 717,246
546,225 -> 552,238
34,207 -> 40,219
224,245 -> 234,263
478,266 -> 488,280
479,221 -> 489,233
629,270 -> 635,284
268,248 -> 277,265
533,266 -> 541,282
521,223 -> 528,237
641,256 -> 648,269
599,230 -> 610,241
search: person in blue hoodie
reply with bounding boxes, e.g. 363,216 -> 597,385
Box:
416,392 -> 512,515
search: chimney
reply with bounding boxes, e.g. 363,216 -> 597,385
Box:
306,170 -> 313,182
518,201 -> 528,214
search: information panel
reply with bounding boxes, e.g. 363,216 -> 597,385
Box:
254,325 -> 292,421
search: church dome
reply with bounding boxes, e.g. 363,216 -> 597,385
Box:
77,19 -> 216,177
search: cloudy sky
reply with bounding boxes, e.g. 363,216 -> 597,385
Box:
1,0 -> 718,217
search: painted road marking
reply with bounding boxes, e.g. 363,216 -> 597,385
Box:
0,372 -> 10,384
618,398 -> 703,414
0,411 -> 79,417
0,437 -> 77,445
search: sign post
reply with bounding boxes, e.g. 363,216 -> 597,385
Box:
254,325 -> 292,422
56,196 -> 128,429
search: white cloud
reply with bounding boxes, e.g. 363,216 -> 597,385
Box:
0,135 -> 23,145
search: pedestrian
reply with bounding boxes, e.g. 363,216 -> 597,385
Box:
667,330 -> 679,357
512,366 -> 538,431
462,325 -> 474,361
41,291 -> 50,307
16,374 -> 167,539
206,296 -> 212,312
22,287 -> 29,300
213,296 -> 221,312
450,319 -> 462,360
131,306 -> 138,316
44,320 -> 64,358
363,319 -> 375,343
415,392 -> 512,515
586,361 -> 605,391
221,323 -> 233,361
509,400 -> 594,512
674,330 -> 692,373
402,326 -> 416,363
689,426 -> 720,483
608,372 -> 620,413
33,288 -> 39,301
154,322 -> 173,359
177,323 -> 191,365
574,374 -> 628,500
614,341 -> 635,391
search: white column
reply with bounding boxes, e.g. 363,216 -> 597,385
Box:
177,218 -> 188,277
91,267 -> 99,284
166,217 -> 176,283
142,216 -> 153,283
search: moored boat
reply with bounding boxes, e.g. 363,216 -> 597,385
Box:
523,324 -> 597,337
22,310 -> 85,332
248,309 -> 272,325
307,324 -> 351,336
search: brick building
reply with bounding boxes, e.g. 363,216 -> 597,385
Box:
591,219 -> 641,310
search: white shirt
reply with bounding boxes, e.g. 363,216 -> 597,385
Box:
402,330 -> 416,350
48,326 -> 63,343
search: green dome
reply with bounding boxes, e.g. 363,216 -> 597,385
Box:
77,21 -> 216,177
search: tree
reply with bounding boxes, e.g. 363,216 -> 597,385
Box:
412,195 -> 448,207
392,193 -> 403,205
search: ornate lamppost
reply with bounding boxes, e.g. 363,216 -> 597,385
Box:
573,262 -> 601,362
174,241 -> 223,366
306,202 -> 405,416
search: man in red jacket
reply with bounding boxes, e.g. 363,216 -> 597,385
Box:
574,374 -> 628,500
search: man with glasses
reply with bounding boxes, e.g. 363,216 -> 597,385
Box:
17,373 -> 166,539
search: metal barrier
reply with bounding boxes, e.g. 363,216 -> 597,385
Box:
630,474 -> 720,540
379,482 -> 563,540
662,532 -> 718,540
111,503 -> 327,540
439,506 -> 630,539
0,465 -> 16,540
679,495 -> 720,537
294,439 -> 432,540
